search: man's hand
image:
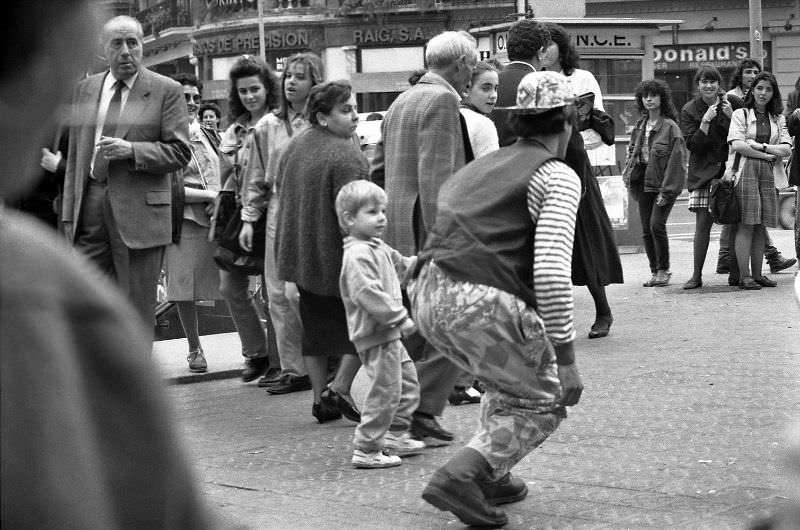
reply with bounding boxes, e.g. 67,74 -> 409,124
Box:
557,364 -> 583,407
238,221 -> 253,252
97,136 -> 133,160
40,148 -> 62,172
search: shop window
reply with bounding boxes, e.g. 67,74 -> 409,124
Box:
360,47 -> 424,73
357,92 -> 401,114
583,57 -> 642,97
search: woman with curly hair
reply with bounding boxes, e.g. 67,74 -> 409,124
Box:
217,54 -> 281,383
623,79 -> 687,287
241,53 -> 325,395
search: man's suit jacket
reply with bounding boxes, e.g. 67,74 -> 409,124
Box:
376,72 -> 465,255
62,68 -> 190,249
490,62 -> 535,147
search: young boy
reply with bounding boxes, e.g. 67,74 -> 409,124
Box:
335,180 -> 426,469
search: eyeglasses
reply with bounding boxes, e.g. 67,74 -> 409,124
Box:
184,93 -> 201,103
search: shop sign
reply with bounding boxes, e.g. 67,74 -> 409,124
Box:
493,28 -> 641,54
325,22 -> 443,47
353,26 -> 427,45
194,30 -> 310,56
654,44 -> 750,70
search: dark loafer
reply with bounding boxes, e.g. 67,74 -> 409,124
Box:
257,367 -> 283,387
753,275 -> 777,287
682,278 -> 703,290
241,357 -> 269,382
739,278 -> 762,290
267,374 -> 312,394
412,413 -> 454,442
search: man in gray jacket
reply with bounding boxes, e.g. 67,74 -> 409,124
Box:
371,30 -> 478,444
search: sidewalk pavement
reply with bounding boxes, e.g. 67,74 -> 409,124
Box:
154,229 -> 799,386
160,229 -> 800,529
154,331 -> 246,384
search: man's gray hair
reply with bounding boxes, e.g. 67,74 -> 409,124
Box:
102,15 -> 144,41
425,31 -> 478,69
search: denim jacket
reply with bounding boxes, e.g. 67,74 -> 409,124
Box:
623,115 -> 687,202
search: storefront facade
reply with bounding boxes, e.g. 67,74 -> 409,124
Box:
585,0 -> 800,104
471,17 -> 680,247
140,0 -> 516,116
471,18 -> 680,170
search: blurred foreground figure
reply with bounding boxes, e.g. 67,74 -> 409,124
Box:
0,1 -> 216,528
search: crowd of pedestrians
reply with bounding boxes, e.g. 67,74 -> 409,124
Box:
4,8 -> 799,529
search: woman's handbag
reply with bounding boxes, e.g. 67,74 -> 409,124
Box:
209,134 -> 267,276
588,108 -> 616,146
709,153 -> 741,224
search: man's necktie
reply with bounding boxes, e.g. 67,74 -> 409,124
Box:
92,80 -> 123,182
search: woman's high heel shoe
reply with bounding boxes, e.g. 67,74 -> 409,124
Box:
324,388 -> 360,423
312,398 -> 342,424
588,313 -> 613,339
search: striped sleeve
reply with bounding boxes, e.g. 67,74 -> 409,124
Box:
527,159 -> 582,345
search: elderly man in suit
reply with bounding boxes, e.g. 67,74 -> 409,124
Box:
62,15 -> 191,327
490,19 -> 551,147
372,30 -> 478,444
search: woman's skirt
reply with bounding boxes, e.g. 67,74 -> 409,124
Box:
736,157 -> 778,227
297,286 -> 356,357
571,171 -> 624,287
165,220 -> 221,301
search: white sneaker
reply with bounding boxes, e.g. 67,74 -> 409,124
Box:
352,449 -> 402,469
384,431 -> 426,457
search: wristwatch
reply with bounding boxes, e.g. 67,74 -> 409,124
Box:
761,143 -> 768,153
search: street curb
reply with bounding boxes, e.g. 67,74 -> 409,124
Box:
167,369 -> 242,385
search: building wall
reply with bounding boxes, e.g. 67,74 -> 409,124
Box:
586,0 -> 800,101
142,1 -> 515,112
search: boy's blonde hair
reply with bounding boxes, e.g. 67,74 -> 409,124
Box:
335,180 -> 387,233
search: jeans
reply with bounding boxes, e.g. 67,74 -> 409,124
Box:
639,191 -> 675,274
265,195 -> 306,376
635,184 -> 674,273
219,269 -> 267,359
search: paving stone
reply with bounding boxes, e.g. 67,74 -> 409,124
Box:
163,231 -> 800,528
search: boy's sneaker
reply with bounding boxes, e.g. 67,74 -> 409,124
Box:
384,431 -> 426,457
352,449 -> 401,469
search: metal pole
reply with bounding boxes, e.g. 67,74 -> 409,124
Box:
749,0 -> 764,63
258,0 -> 266,62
